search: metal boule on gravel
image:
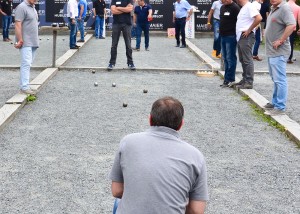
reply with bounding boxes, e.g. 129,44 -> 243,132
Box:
112,83 -> 116,87
143,89 -> 148,93
123,103 -> 128,107
91,70 -> 96,74
94,82 -> 98,87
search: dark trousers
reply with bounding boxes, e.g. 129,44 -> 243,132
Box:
136,23 -> 150,49
252,27 -> 261,56
109,23 -> 133,65
289,31 -> 297,60
175,18 -> 186,46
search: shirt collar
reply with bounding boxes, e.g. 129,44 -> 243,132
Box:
148,126 -> 181,139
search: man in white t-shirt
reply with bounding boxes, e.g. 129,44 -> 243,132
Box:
234,0 -> 262,89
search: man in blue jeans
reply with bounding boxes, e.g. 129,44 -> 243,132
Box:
14,0 -> 38,95
0,0 -> 13,42
264,0 -> 295,116
207,0 -> 222,58
173,0 -> 193,48
77,0 -> 87,42
133,0 -> 152,51
67,0 -> 79,49
219,0 -> 240,87
92,0 -> 106,39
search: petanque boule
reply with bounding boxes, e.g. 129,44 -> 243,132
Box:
94,82 -> 98,86
92,70 -> 96,74
112,83 -> 116,87
123,103 -> 128,107
143,89 -> 148,93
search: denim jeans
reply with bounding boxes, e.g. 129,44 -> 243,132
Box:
221,35 -> 237,82
131,25 -> 137,38
77,18 -> 85,40
109,23 -> 133,65
2,15 -> 12,39
175,18 -> 186,46
136,23 -> 149,49
20,46 -> 37,90
288,31 -> 297,60
252,27 -> 261,56
95,16 -> 104,38
212,19 -> 221,56
69,18 -> 77,48
237,33 -> 255,84
112,198 -> 120,214
268,55 -> 288,110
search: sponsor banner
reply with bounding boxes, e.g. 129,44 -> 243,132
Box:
1,0 -> 213,31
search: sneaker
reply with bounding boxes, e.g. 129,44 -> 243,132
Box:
20,89 -> 36,95
70,46 -> 79,49
145,47 -> 149,51
180,45 -> 186,48
253,56 -> 262,61
132,47 -> 140,51
231,79 -> 245,87
99,37 -> 105,39
77,39 -> 85,42
211,50 -> 217,57
220,81 -> 229,87
263,103 -> 274,110
264,109 -> 285,116
236,83 -> 253,89
128,63 -> 136,70
287,59 -> 293,64
175,44 -> 180,47
107,63 -> 115,71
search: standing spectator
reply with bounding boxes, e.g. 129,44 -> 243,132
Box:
110,96 -> 209,214
287,0 -> 300,64
107,0 -> 135,71
234,0 -> 262,89
207,0 -> 223,58
93,0 -> 106,39
14,0 -> 38,95
77,0 -> 87,42
173,0 -> 193,48
219,0 -> 240,87
264,0 -> 295,116
252,0 -> 263,61
133,0 -> 152,51
130,0 -> 138,39
260,0 -> 270,39
67,0 -> 79,49
0,0 -> 13,42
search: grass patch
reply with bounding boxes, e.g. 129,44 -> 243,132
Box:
250,104 -> 285,132
242,95 -> 250,101
26,95 -> 37,102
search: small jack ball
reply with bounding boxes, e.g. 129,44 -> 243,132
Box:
94,82 -> 98,86
123,103 -> 128,107
92,70 -> 96,74
112,83 -> 116,87
143,89 -> 148,93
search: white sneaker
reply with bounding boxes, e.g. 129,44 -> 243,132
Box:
264,109 -> 285,116
20,89 -> 36,95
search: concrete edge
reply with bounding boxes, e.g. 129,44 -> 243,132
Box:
218,72 -> 300,146
0,104 -> 24,131
0,35 -> 92,132
0,65 -> 48,70
58,66 -> 203,72
55,34 -> 93,67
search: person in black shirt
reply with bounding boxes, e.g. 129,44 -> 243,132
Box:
93,0 -> 106,39
219,0 -> 240,87
0,0 -> 13,41
107,0 -> 135,70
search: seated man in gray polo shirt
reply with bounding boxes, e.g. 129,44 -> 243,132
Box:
110,96 -> 208,214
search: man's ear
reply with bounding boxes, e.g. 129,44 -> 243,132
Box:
149,114 -> 153,126
177,119 -> 184,131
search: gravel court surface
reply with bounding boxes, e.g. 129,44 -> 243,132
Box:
0,35 -> 70,67
0,70 -> 300,213
63,36 -> 210,70
190,37 -> 300,73
0,69 -> 40,107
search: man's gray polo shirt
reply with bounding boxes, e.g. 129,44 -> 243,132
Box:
15,0 -> 39,47
110,126 -> 208,214
265,1 -> 295,57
